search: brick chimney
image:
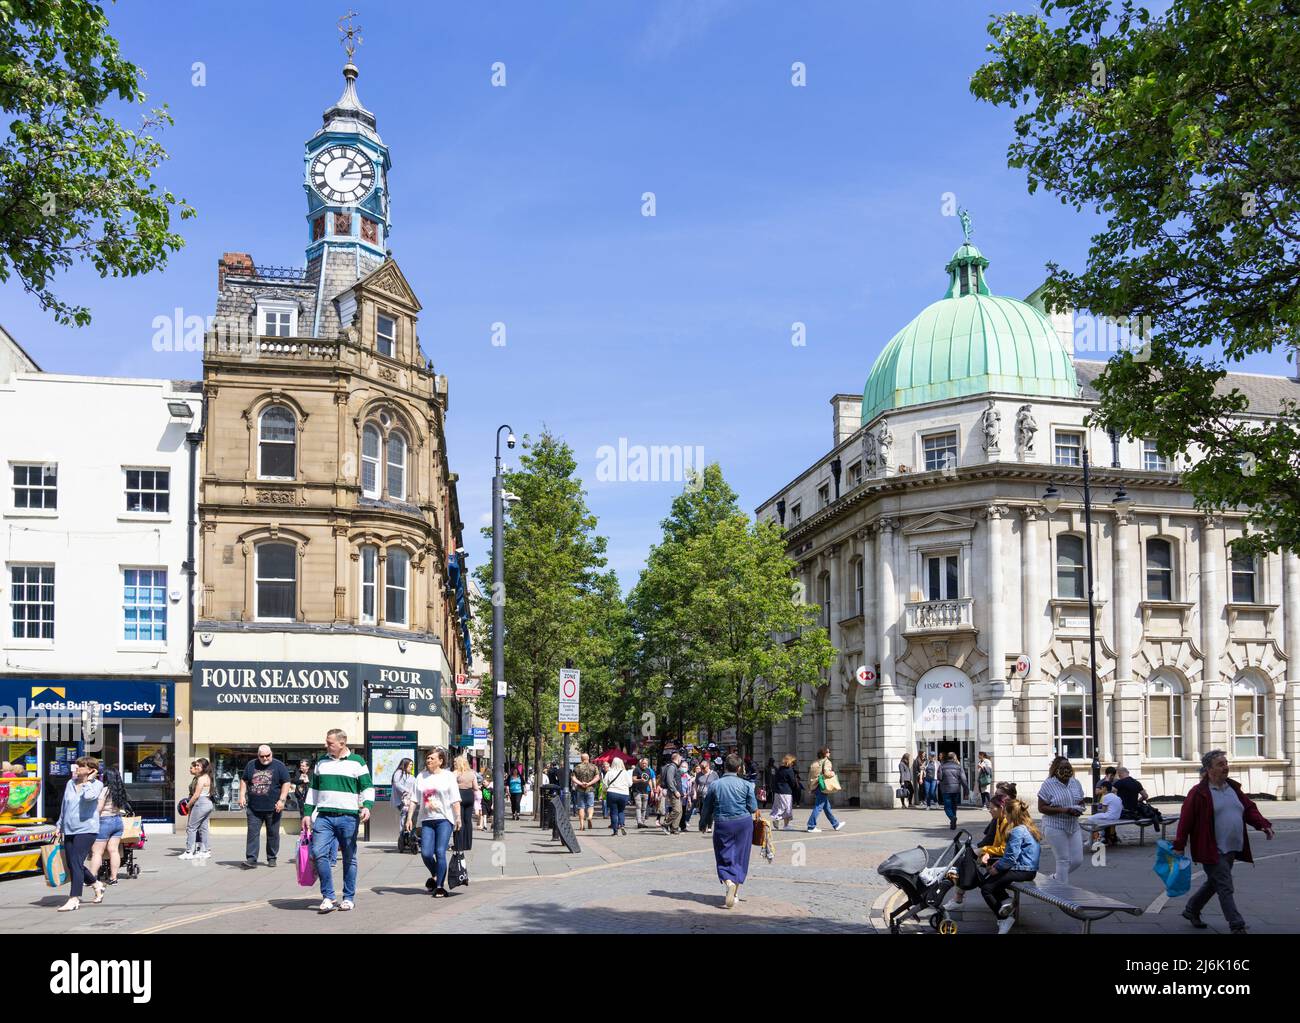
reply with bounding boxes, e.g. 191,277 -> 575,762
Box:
218,252 -> 254,290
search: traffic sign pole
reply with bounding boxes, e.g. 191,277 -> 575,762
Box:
561,659 -> 574,820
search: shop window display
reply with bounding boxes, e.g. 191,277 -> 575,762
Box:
208,747 -> 323,811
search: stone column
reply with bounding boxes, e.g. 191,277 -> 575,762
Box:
877,519 -> 898,693
1283,552 -> 1300,797
983,504 -> 1008,684
1198,515 -> 1227,757
865,518 -> 902,807
1019,507 -> 1044,680
1111,510 -> 1143,767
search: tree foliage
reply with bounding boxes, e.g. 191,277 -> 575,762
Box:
971,0 -> 1300,554
630,465 -> 832,751
1,0 -> 194,324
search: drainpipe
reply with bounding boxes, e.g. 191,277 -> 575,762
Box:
184,390 -> 208,670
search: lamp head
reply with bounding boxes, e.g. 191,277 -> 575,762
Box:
1112,487 -> 1133,513
1042,483 -> 1062,515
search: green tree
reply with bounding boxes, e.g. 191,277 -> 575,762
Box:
971,0 -> 1300,554
630,466 -> 832,751
470,430 -> 626,787
1,0 -> 194,325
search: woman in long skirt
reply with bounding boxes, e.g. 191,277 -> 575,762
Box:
699,753 -> 759,908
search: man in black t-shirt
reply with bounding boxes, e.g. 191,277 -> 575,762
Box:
240,745 -> 291,867
1114,767 -> 1163,834
631,758 -> 653,828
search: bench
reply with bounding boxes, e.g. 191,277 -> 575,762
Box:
1086,813 -> 1179,846
1009,879 -> 1143,934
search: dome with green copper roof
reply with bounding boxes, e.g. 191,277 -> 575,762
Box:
861,236 -> 1079,426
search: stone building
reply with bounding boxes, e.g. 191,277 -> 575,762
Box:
190,55 -> 473,818
755,236 -> 1300,806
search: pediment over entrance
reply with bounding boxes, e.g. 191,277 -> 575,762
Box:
902,512 -> 976,536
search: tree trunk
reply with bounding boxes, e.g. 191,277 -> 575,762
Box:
532,681 -> 543,821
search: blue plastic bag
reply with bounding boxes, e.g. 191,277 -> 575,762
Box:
1153,838 -> 1191,898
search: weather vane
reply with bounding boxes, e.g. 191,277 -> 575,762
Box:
339,10 -> 363,61
958,207 -> 973,244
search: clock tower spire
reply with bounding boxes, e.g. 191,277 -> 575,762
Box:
304,12 -> 391,284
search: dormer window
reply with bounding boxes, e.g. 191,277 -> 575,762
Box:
377,314 -> 396,358
257,300 -> 297,338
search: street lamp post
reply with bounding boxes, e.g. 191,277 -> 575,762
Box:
492,424 -> 515,841
1043,450 -> 1132,799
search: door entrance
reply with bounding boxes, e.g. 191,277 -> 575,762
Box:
917,739 -> 978,804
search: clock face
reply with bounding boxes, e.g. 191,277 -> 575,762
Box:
310,145 -> 376,204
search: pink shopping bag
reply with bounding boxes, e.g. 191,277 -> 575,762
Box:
296,832 -> 317,887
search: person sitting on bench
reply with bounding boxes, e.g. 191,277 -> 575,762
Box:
1081,784 -> 1124,845
1114,767 -> 1163,833
980,798 -> 1042,935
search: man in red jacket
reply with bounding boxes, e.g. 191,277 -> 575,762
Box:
1173,749 -> 1274,933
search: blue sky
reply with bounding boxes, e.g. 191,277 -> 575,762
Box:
3,0 -> 1289,590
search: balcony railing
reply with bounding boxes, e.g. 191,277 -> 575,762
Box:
904,597 -> 975,635
206,335 -> 339,360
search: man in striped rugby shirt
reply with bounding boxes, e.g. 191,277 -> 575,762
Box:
301,728 -> 374,913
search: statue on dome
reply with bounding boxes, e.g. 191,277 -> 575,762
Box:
980,400 -> 1001,453
1016,404 -> 1038,458
959,207 -> 973,244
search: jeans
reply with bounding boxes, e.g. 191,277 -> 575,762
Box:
924,779 -> 938,806
310,814 -> 358,902
980,867 -> 1037,916
185,796 -> 213,852
62,832 -> 98,899
1186,852 -> 1246,930
420,819 -> 454,888
807,790 -> 840,830
607,793 -> 629,830
942,791 -> 961,824
682,800 -> 695,827
246,808 -> 282,863
1044,826 -> 1084,884
634,792 -> 648,824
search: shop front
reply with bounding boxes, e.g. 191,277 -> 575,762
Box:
0,679 -> 178,831
190,628 -> 453,834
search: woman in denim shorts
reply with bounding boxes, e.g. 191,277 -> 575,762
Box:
89,768 -> 132,887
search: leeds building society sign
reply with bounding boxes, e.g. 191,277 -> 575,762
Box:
191,662 -> 443,715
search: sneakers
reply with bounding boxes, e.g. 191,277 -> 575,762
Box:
338,899 -> 354,911
619,826 -> 627,836
1231,925 -> 1248,934
724,880 -> 738,909
318,898 -> 336,913
196,850 -> 211,859
806,826 -> 822,833
1181,909 -> 1208,929
241,860 -> 257,869
178,851 -> 196,860
997,898 -> 1015,919
950,819 -> 957,831
997,916 -> 1016,935
267,859 -> 276,867
426,878 -> 437,891
833,821 -> 847,832
91,882 -> 106,904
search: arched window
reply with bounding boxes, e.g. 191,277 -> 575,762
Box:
1056,534 -> 1085,599
385,548 -> 409,627
1231,676 -> 1265,758
359,545 -> 377,623
1146,674 -> 1183,759
255,542 -> 296,620
361,425 -> 381,498
258,406 -> 296,479
1146,538 -> 1174,601
386,432 -> 407,502
1053,676 -> 1091,760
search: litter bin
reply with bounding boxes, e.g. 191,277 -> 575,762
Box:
539,784 -> 561,829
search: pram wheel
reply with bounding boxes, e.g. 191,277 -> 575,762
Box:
930,914 -> 943,931
128,863 -> 140,879
939,919 -> 958,935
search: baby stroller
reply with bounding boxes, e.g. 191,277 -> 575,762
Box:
878,829 -> 975,935
97,820 -> 145,881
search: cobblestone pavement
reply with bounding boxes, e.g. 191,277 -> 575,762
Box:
5,803 -> 1298,934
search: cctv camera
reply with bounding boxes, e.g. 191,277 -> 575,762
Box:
507,433 -> 516,449
502,490 -> 521,507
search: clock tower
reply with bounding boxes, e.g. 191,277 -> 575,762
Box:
303,57 -> 391,284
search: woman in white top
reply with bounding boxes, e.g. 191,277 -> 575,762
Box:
603,757 -> 632,836
413,747 -> 462,897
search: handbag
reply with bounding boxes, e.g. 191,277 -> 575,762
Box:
121,816 -> 142,842
448,850 -> 469,889
895,787 -> 907,799
296,832 -> 317,888
751,815 -> 770,847
819,761 -> 842,794
41,842 -> 68,887
1153,838 -> 1191,898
